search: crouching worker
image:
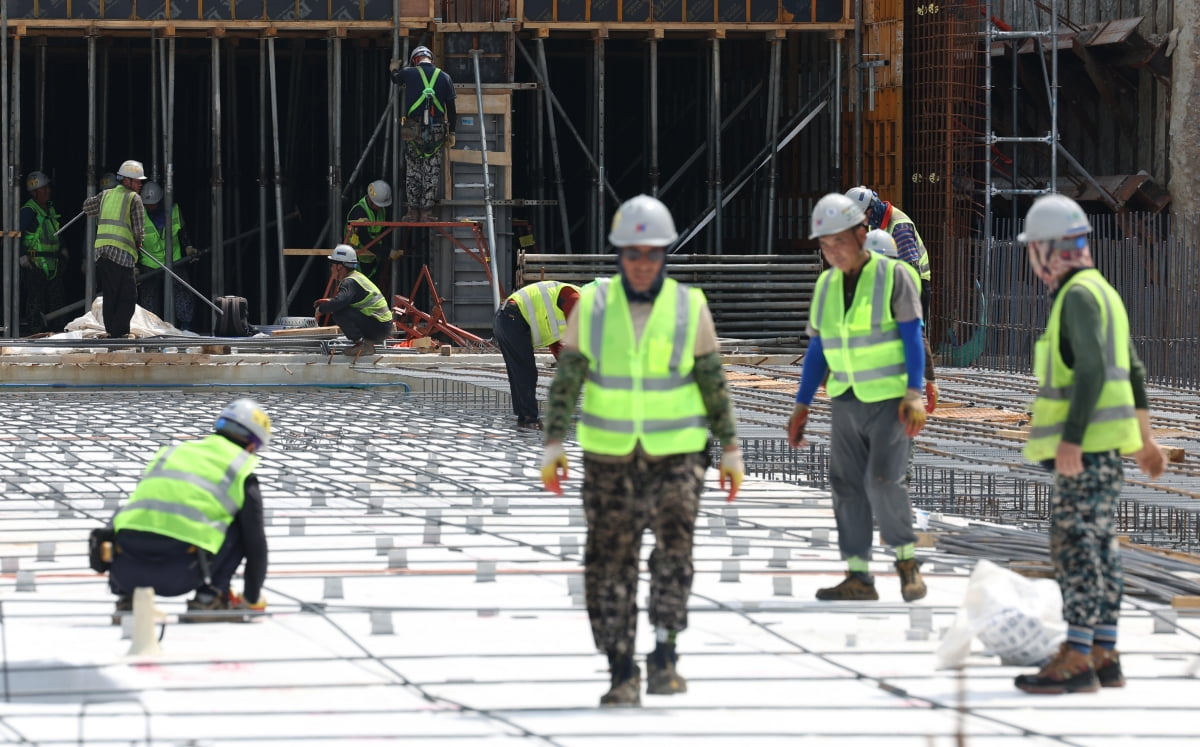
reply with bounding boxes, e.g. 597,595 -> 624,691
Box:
315,244 -> 393,358
107,399 -> 271,623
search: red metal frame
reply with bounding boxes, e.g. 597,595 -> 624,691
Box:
390,264 -> 488,349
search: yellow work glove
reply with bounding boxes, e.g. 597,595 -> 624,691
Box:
719,447 -> 744,503
541,442 -> 568,496
388,248 -> 404,262
787,403 -> 809,448
446,132 -> 457,149
899,388 -> 927,437
924,381 -> 939,414
233,591 -> 267,612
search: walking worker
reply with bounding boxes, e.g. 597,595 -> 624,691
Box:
539,194 -> 744,707
847,186 -> 938,412
107,399 -> 271,623
19,171 -> 68,335
345,179 -> 392,279
315,244 -> 393,358
494,280 -> 582,430
788,193 -> 929,603
81,159 -> 147,338
1013,194 -> 1164,694
138,180 -> 198,330
388,46 -> 456,222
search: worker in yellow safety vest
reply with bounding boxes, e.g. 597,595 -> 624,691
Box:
1012,193 -> 1164,695
315,244 -> 394,358
539,194 -> 744,707
81,159 -> 147,338
493,280 -> 581,429
19,171 -> 68,334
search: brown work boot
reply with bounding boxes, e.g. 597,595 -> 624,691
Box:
1014,643 -> 1100,694
399,210 -> 419,222
600,656 -> 641,707
180,588 -> 246,623
111,595 -> 132,626
816,571 -> 879,601
342,340 -> 377,358
895,558 -> 928,602
646,644 -> 687,695
1091,647 -> 1126,688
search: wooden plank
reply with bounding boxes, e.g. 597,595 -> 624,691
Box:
448,149 -> 513,166
283,248 -> 333,256
452,92 -> 509,116
1171,596 -> 1200,610
270,325 -> 340,336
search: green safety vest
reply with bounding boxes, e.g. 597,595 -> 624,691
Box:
407,66 -> 445,117
883,206 -> 931,282
347,271 -> 393,323
577,276 -> 709,456
114,434 -> 258,554
346,197 -> 382,265
812,251 -> 908,402
141,204 -> 183,268
1023,269 -> 1141,461
509,281 -> 578,348
22,199 -> 62,278
95,185 -> 138,261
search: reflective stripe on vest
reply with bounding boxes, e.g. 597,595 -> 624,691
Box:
814,253 -> 908,402
1023,270 -> 1141,461
22,199 -> 61,277
141,204 -> 183,268
884,206 -> 931,281
407,66 -> 445,116
577,276 -> 708,456
95,186 -> 137,260
510,281 -> 574,348
113,434 -> 257,554
348,271 -> 393,323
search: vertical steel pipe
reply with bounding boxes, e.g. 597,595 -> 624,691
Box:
329,36 -> 343,248
594,36 -> 606,254
269,37 -> 289,321
711,37 -> 723,255
470,49 -> 503,311
163,38 -> 177,326
210,36 -> 224,310
259,39 -> 269,324
649,37 -> 659,198
85,35 -> 97,310
535,38 -> 571,254
764,37 -> 782,254
1,0 -> 12,335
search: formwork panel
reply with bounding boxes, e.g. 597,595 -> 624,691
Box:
591,0 -> 617,22
717,0 -> 746,22
652,0 -> 682,20
623,0 -> 649,21
686,0 -> 714,22
362,0 -> 392,19
523,0 -> 552,20
105,0 -> 135,18
9,0 -> 37,18
329,0 -> 360,19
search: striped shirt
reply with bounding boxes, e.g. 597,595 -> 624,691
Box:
83,188 -> 146,268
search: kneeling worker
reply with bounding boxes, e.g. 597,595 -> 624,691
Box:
316,244 -> 393,357
108,399 -> 271,623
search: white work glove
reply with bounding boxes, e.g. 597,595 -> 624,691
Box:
18,255 -> 31,270
719,447 -> 744,502
388,58 -> 402,73
540,442 -> 568,496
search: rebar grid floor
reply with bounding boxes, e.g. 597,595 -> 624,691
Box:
1,384 -> 1199,745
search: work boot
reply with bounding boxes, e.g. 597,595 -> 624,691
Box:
815,571 -> 879,601
180,588 -> 244,623
517,418 -> 544,431
1014,643 -> 1100,694
418,208 -> 436,222
895,558 -> 928,602
342,340 -> 377,358
646,643 -> 687,695
1091,647 -> 1126,688
600,655 -> 641,707
399,210 -> 419,222
111,595 -> 133,626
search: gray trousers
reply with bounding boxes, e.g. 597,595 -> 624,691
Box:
828,394 -> 917,561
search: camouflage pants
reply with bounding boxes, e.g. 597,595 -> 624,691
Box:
403,123 -> 447,210
582,451 -> 705,659
1050,450 -> 1124,628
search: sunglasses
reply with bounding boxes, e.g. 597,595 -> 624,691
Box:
619,247 -> 666,262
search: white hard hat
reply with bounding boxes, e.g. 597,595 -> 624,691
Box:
117,159 -> 147,181
864,228 -> 898,258
329,244 -> 358,266
1017,193 -> 1092,243
608,194 -> 678,248
215,398 -> 272,449
845,186 -> 879,213
809,193 -> 866,239
25,171 -> 51,192
142,181 -> 164,206
367,180 -> 392,207
410,46 -> 433,64
99,172 -> 120,191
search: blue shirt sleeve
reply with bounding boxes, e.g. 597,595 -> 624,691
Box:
898,319 -> 925,390
795,336 -> 828,405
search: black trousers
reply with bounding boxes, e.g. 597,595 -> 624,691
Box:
108,525 -> 246,598
96,256 -> 138,337
493,304 -> 539,422
332,308 -> 392,344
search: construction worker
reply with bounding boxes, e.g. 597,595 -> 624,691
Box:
81,159 -> 147,338
98,172 -> 120,192
388,46 -> 456,222
540,194 -> 744,707
1013,194 -> 1164,694
315,244 -> 393,357
18,171 -> 68,335
788,193 -> 929,603
345,179 -> 391,288
107,398 -> 271,623
494,280 -> 582,430
847,186 -> 938,413
138,180 -> 198,330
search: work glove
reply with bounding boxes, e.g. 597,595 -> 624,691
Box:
540,442 -> 568,496
388,58 -> 402,73
899,388 -> 927,437
388,248 -> 404,261
185,245 -> 198,257
924,381 -> 939,414
230,591 -> 268,612
60,249 -> 70,260
787,403 -> 809,448
446,132 -> 457,149
314,297 -> 330,310
18,255 -> 31,270
719,447 -> 744,503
